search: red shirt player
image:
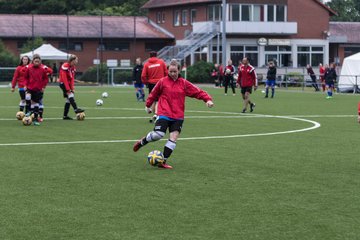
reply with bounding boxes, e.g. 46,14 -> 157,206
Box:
11,55 -> 30,113
141,51 -> 168,122
237,57 -> 257,113
133,59 -> 214,169
59,54 -> 84,120
319,63 -> 326,92
23,54 -> 49,125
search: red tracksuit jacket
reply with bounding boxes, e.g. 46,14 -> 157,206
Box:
11,65 -> 27,89
141,57 -> 168,85
146,76 -> 212,119
237,64 -> 257,87
24,64 -> 49,91
59,62 -> 76,92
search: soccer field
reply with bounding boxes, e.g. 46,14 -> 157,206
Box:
0,86 -> 359,240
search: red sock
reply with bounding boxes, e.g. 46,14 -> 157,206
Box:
358,102 -> 360,115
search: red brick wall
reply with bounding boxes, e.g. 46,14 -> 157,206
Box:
287,0 -> 330,39
3,38 -> 172,72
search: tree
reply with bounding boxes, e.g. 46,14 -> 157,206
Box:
0,40 -> 18,67
327,0 -> 360,21
20,37 -> 46,53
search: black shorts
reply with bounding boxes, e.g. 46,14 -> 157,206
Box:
27,90 -> 42,103
19,89 -> 26,100
154,118 -> 184,134
241,86 -> 253,94
148,84 -> 156,94
59,83 -> 69,98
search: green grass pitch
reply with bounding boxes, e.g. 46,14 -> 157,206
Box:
0,86 -> 359,240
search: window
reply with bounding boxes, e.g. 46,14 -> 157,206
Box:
344,46 -> 360,57
162,12 -> 165,23
174,10 -> 180,26
59,42 -> 83,51
190,9 -> 197,24
253,5 -> 264,22
182,10 -> 188,26
100,41 -> 129,51
230,45 -> 258,66
265,46 -> 292,67
156,12 -> 161,23
267,5 -> 274,21
231,5 -> 240,21
208,5 -> 222,21
276,5 -> 286,22
241,5 -> 251,21
145,42 -> 166,52
297,46 -> 324,67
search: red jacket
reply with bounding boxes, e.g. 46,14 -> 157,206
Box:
146,76 -> 212,119
59,62 -> 76,91
141,57 -> 168,85
319,66 -> 325,81
237,64 -> 257,87
24,64 -> 49,91
11,65 -> 27,89
41,64 -> 53,76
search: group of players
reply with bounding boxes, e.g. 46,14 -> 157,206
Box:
11,54 -> 84,125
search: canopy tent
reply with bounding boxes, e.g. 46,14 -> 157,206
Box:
20,44 -> 69,60
339,52 -> 360,93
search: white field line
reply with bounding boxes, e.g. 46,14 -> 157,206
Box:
0,115 -> 321,147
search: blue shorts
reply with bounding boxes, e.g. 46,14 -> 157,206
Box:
134,83 -> 144,88
326,82 -> 334,88
266,80 -> 276,87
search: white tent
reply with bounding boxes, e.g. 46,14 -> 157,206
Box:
339,52 -> 360,93
20,44 -> 69,60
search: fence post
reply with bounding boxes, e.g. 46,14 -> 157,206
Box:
354,76 -> 358,94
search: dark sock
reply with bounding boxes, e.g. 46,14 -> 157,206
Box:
39,108 -> 43,118
34,106 -> 39,120
64,102 -> 71,116
141,137 -> 148,146
271,88 -> 275,97
25,100 -> 31,113
69,97 -> 78,110
163,139 -> 176,160
265,88 -> 269,97
20,106 -> 25,111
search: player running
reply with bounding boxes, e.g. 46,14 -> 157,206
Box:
59,54 -> 84,120
23,54 -> 49,126
237,57 -> 258,113
11,55 -> 30,113
141,51 -> 168,123
133,59 -> 214,169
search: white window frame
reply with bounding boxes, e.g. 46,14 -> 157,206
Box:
174,10 -> 180,26
182,10 -> 188,26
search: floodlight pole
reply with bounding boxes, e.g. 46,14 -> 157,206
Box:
221,0 -> 227,67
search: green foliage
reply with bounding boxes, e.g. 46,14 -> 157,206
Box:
0,0 -> 148,16
327,0 -> 360,21
80,64 -> 107,83
20,37 -> 45,54
187,61 -> 214,83
0,40 -> 18,68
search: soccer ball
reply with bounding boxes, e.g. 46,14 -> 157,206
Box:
76,112 -> 86,121
102,92 -> 109,98
261,90 -> 266,94
225,69 -> 231,74
22,116 -> 32,126
96,99 -> 103,106
16,111 -> 25,120
147,150 -> 165,166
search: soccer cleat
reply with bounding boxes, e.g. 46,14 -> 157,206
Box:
33,121 -> 40,126
133,138 -> 144,152
37,117 -> 43,122
326,96 -> 332,99
265,95 -> 268,98
250,103 -> 256,112
75,108 -> 85,114
63,116 -> 73,120
241,108 -> 246,113
158,162 -> 173,169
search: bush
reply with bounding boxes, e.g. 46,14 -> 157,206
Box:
80,64 -> 107,83
186,61 -> 214,83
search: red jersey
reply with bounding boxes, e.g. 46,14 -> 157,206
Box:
59,62 -> 76,92
24,64 -> 49,91
146,76 -> 212,119
237,64 -> 257,87
319,66 -> 325,81
41,64 -> 53,76
11,65 -> 27,89
141,57 -> 167,85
